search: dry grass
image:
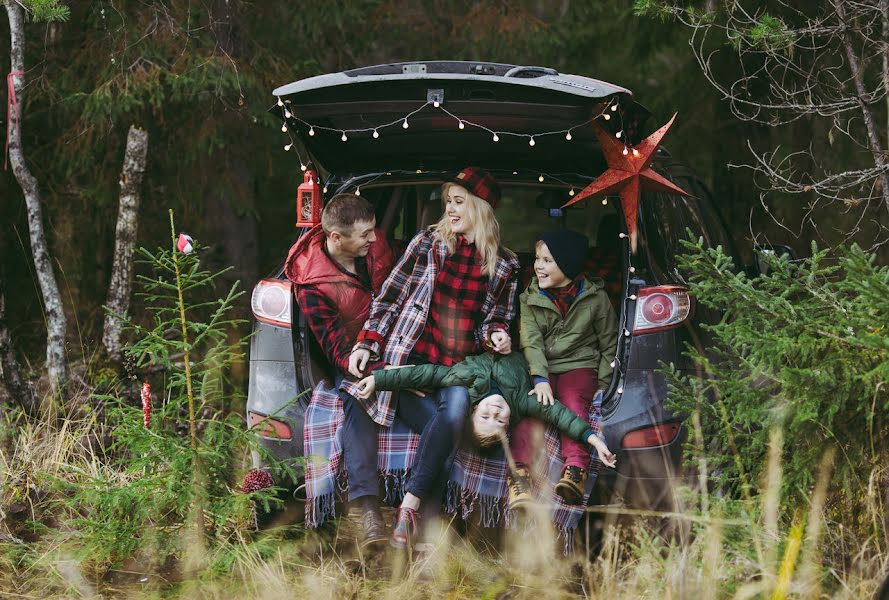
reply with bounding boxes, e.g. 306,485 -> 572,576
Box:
1,406 -> 886,599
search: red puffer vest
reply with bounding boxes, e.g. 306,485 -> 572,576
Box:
284,225 -> 395,343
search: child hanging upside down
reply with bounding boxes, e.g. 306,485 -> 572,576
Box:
355,352 -> 616,508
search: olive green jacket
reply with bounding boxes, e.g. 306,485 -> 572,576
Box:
519,277 -> 618,388
372,352 -> 595,443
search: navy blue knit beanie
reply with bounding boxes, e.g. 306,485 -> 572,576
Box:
538,229 -> 589,280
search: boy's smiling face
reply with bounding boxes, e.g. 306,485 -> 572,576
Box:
534,241 -> 572,289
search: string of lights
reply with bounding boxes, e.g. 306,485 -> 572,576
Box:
275,96 -> 636,151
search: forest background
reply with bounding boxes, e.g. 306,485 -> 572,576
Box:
1,1 -> 888,598
3,0 -> 886,368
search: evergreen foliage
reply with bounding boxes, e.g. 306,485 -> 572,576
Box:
58,213 -> 289,570
668,238 -> 888,527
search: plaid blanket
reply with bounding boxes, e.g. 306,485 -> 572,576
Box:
303,381 -> 603,551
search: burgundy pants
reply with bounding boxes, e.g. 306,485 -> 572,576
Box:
510,368 -> 597,470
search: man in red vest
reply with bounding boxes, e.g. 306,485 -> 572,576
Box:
285,193 -> 395,547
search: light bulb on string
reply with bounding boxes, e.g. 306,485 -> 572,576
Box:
629,294 -> 637,300
611,104 -> 618,112
323,186 -> 328,194
601,198 -> 608,205
529,137 -> 536,147
616,131 -> 622,139
341,132 -> 348,142
569,188 -> 575,197
603,113 -> 611,121
619,233 -> 627,239
629,266 -> 636,273
632,148 -> 640,157
538,175 -> 545,183
300,163 -> 307,172
458,120 -> 465,130
308,127 -> 315,137
492,133 -> 500,142
610,360 -> 616,368
355,187 -> 361,196
284,143 -> 292,151
402,119 -> 409,129
277,98 -> 283,107
622,147 -> 629,156
565,131 -> 572,141
284,110 -> 292,119
433,100 -> 440,108
281,124 -> 287,133
373,129 -> 380,139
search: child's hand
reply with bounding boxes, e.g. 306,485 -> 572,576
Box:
528,381 -> 554,405
588,434 -> 617,468
356,375 -> 376,399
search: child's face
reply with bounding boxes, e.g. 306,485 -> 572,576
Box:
472,394 -> 511,439
534,242 -> 571,289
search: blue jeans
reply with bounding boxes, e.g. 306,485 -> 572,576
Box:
341,383 -> 470,504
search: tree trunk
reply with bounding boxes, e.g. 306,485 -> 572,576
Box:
103,125 -> 149,361
0,274 -> 34,414
835,0 -> 889,214
5,1 -> 68,396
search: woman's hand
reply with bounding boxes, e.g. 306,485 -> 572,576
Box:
528,381 -> 554,405
348,348 -> 371,378
588,434 -> 617,468
356,375 -> 376,399
490,330 -> 511,354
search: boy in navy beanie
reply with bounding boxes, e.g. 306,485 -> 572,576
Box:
512,228 -> 618,507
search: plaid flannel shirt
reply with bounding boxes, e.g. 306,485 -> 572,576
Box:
411,235 -> 486,366
350,229 -> 520,426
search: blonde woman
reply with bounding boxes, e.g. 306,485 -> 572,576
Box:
344,167 -> 520,550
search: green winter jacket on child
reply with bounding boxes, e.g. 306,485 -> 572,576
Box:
372,352 -> 596,443
519,276 -> 618,388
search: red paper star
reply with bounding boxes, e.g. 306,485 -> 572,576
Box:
563,113 -> 689,253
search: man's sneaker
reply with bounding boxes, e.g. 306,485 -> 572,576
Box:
555,465 -> 587,505
390,506 -> 420,550
351,497 -> 388,548
508,466 -> 532,511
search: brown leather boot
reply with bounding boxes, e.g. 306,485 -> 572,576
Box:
352,496 -> 387,548
555,465 -> 587,505
390,506 -> 420,550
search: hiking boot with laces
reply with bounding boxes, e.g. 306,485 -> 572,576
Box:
351,497 -> 388,548
508,466 -> 532,511
555,465 -> 587,505
390,506 -> 420,550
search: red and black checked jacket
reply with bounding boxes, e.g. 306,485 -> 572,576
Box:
348,229 -> 521,426
411,235 -> 486,366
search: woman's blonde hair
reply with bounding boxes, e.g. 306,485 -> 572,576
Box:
430,183 -> 501,278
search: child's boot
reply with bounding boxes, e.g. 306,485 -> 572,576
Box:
508,466 -> 532,511
555,465 -> 587,505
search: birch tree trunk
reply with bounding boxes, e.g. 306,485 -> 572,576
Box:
103,125 -> 149,361
0,275 -> 34,413
5,0 -> 68,395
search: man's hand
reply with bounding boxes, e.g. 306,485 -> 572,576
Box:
356,375 -> 376,399
490,330 -> 511,354
348,348 -> 370,378
588,434 -> 617,468
528,381 -> 554,405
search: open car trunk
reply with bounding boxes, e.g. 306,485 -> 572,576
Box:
273,61 -> 650,174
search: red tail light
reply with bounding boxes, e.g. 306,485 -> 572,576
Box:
622,422 -> 681,448
633,285 -> 692,334
248,411 -> 293,441
251,279 -> 292,328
